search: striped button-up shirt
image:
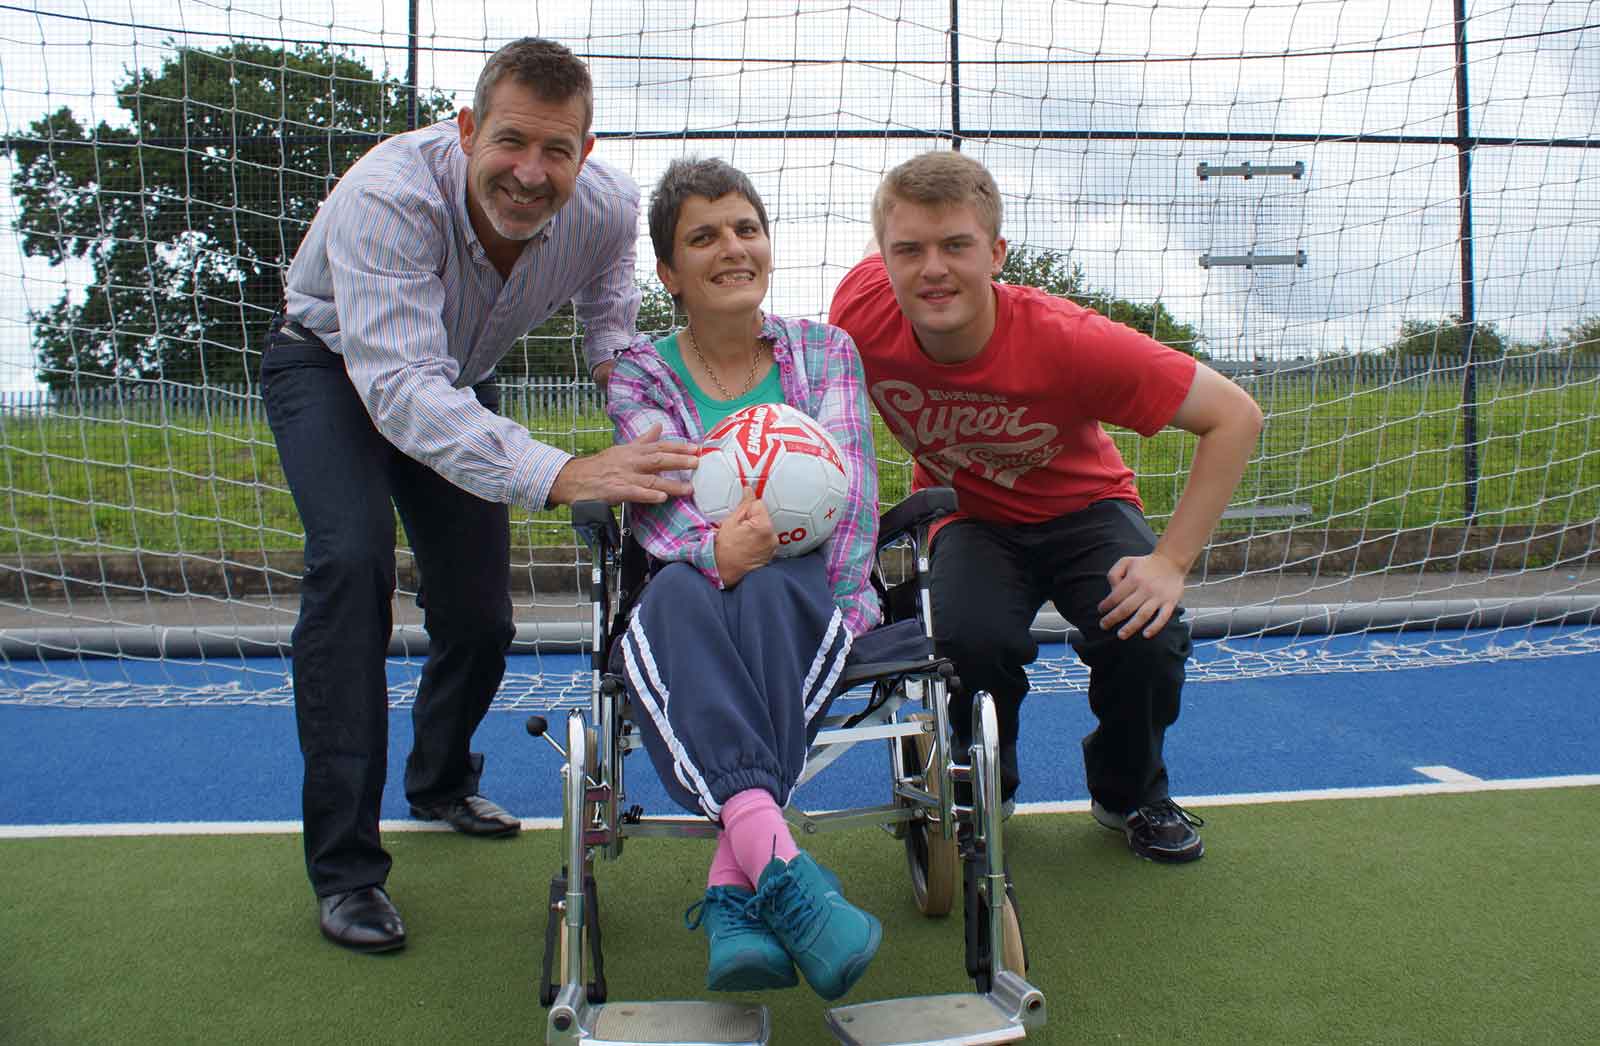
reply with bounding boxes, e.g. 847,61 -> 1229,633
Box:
283,119 -> 641,510
605,315 -> 882,636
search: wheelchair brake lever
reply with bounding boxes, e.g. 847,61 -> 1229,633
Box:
524,715 -> 569,761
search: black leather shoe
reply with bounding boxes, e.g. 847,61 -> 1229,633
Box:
318,886 -> 407,953
409,793 -> 522,837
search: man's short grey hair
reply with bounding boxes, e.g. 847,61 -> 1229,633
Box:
472,37 -> 593,132
648,157 -> 771,267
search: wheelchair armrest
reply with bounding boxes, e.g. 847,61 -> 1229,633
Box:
877,487 -> 958,549
570,500 -> 621,554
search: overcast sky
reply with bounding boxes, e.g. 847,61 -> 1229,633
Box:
1,0 -> 1596,392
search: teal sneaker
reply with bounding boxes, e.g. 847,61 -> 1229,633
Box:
684,885 -> 797,992
750,852 -> 882,1001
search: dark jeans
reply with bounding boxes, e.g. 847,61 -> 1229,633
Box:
930,499 -> 1193,813
259,327 -> 514,896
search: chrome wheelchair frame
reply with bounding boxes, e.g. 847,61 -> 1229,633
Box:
526,489 -> 1047,1045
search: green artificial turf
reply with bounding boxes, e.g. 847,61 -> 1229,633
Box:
3,788 -> 1596,1045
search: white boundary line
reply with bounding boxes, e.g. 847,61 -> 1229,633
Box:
0,817 -> 564,840
3,773 -> 1597,840
1412,764 -> 1484,783
1011,772 -> 1600,817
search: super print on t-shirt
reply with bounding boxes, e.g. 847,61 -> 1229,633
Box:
871,379 -> 1062,490
828,253 -> 1196,524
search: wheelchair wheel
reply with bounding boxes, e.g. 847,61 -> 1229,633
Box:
966,872 -> 1029,991
558,917 -> 582,982
900,717 -> 958,916
999,892 -> 1027,975
567,724 -> 599,982
552,718 -> 606,1005
579,724 -> 601,824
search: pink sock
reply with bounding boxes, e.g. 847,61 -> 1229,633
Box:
721,788 -> 800,887
706,831 -> 754,891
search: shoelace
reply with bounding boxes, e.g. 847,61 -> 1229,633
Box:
747,871 -> 816,942
686,888 -> 767,934
684,896 -> 712,931
1138,797 -> 1205,828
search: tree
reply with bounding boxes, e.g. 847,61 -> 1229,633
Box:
1561,315 -> 1600,357
6,44 -> 452,392
996,245 -> 1206,358
495,283 -> 679,382
1383,315 -> 1507,363
997,247 -> 1087,301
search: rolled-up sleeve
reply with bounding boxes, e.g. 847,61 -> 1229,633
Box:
325,187 -> 572,510
571,171 -> 642,376
574,243 -> 641,377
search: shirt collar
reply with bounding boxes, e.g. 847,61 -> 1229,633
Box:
758,311 -> 786,350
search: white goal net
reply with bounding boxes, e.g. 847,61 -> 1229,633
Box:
2,1 -> 1598,708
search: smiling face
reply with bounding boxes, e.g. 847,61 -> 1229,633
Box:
458,77 -> 595,255
878,196 -> 1007,363
656,193 -> 772,323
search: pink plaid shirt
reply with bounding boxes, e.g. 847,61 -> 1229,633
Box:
605,314 -> 882,636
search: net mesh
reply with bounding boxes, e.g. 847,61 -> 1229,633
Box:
2,1 -> 1599,708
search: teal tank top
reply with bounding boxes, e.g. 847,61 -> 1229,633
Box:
656,331 -> 783,433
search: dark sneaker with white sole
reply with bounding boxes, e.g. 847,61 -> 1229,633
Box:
1092,798 -> 1205,863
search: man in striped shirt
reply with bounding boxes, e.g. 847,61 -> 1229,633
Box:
260,37 -> 696,954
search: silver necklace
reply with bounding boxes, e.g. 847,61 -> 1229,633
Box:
684,325 -> 764,399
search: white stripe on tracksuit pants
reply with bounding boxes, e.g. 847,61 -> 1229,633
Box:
619,554 -> 854,821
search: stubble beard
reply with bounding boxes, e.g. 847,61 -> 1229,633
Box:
486,199 -> 554,243
482,175 -> 559,242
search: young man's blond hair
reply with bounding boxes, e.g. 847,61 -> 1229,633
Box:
871,150 -> 1004,246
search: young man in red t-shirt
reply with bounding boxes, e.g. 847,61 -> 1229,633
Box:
829,151 -> 1262,862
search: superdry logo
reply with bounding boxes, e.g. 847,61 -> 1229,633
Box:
870,379 -> 1062,489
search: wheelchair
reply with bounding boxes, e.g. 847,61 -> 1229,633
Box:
525,488 -> 1047,1045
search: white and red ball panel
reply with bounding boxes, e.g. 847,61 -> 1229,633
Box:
691,402 -> 851,557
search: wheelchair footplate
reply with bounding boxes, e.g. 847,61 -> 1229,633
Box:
824,969 -> 1044,1045
548,997 -> 769,1045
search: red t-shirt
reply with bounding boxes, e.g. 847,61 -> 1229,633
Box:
829,254 -> 1197,526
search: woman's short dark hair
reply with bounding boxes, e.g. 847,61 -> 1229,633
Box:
648,157 -> 770,266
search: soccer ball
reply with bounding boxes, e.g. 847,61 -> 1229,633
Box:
693,402 -> 851,558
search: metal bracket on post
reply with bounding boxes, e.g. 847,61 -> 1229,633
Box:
1197,160 -> 1305,180
1199,250 -> 1307,269
1197,160 -> 1308,270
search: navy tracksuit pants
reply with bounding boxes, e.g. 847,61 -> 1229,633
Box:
619,555 -> 852,820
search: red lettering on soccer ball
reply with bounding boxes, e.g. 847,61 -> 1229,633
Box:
702,404 -> 847,533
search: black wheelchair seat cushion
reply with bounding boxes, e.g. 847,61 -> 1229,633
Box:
832,618 -> 937,696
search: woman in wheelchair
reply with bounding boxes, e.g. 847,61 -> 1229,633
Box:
602,157 -> 883,1002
